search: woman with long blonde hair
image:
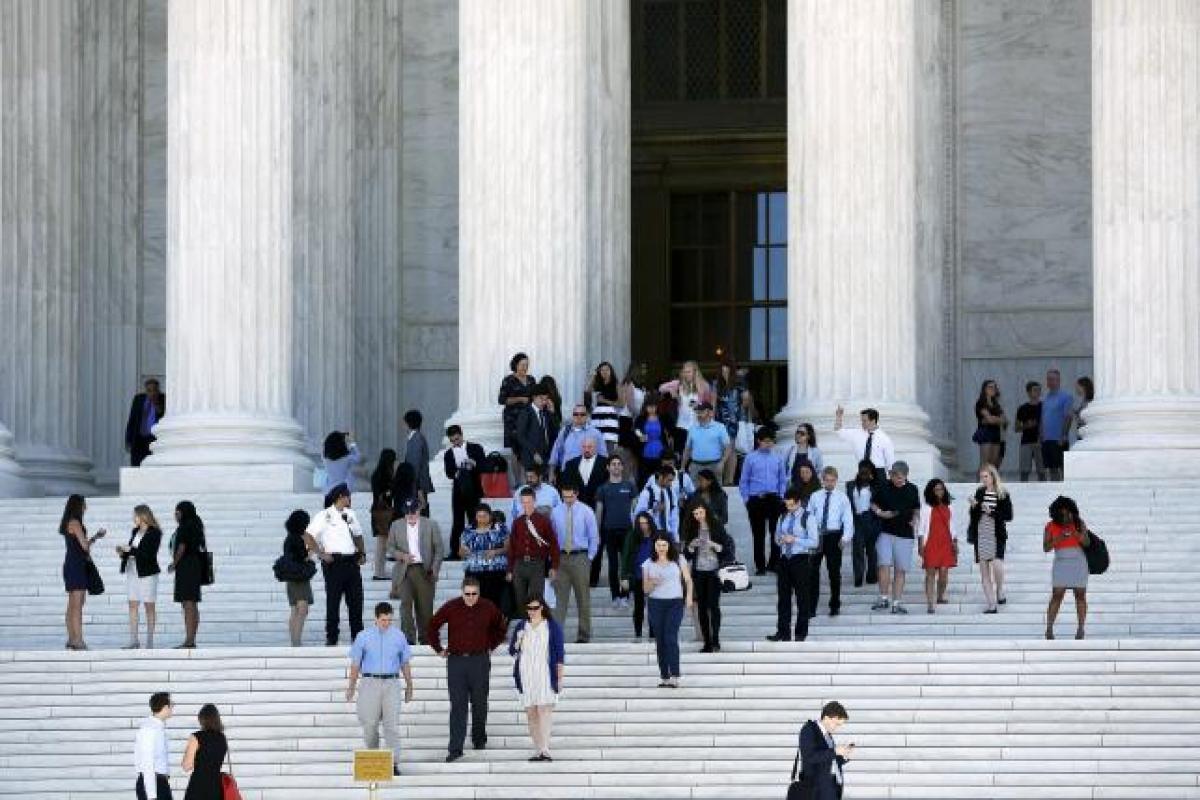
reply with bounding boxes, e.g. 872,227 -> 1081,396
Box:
966,464 -> 1013,613
658,360 -> 712,458
116,504 -> 163,648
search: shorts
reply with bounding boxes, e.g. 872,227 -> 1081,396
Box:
287,579 -> 314,606
1041,440 -> 1065,470
1019,442 -> 1044,474
876,533 -> 914,571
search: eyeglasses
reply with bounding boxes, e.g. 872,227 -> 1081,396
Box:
526,604 -> 542,612
572,412 -> 586,417
463,591 -> 479,597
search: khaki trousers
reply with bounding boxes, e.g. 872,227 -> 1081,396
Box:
555,551 -> 592,640
394,564 -> 435,644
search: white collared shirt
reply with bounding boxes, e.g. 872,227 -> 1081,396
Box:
849,483 -> 873,515
579,455 -> 596,486
306,506 -> 361,555
837,426 -> 895,471
134,716 -> 169,796
406,521 -> 423,564
817,719 -> 843,785
451,444 -> 468,468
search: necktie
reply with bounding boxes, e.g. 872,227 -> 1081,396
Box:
864,431 -> 875,464
821,490 -> 831,531
539,411 -> 547,444
565,506 -> 575,552
657,488 -> 667,529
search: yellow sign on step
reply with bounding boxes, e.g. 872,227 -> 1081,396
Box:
353,749 -> 394,782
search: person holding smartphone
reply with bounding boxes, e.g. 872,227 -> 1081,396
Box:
60,494 -> 106,650
794,701 -> 853,800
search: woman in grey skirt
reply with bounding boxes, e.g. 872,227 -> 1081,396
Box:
1043,496 -> 1091,640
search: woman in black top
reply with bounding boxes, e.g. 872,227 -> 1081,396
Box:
680,502 -> 735,653
170,501 -> 206,649
688,469 -> 729,525
370,449 -> 397,580
973,379 -> 1007,469
117,504 -> 162,649
182,703 -> 229,800
282,510 -> 313,646
498,352 -> 538,449
60,494 -> 106,650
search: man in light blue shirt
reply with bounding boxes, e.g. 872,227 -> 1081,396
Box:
805,467 -> 856,617
510,464 -> 562,522
682,402 -> 732,484
739,428 -> 787,576
551,482 -> 600,643
346,602 -> 415,776
1039,368 -> 1074,481
769,487 -> 819,642
634,466 -> 681,540
548,405 -> 609,480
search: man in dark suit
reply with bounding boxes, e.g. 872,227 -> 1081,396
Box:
404,409 -> 434,517
559,435 -> 608,507
125,378 -> 165,467
515,383 -> 558,470
443,425 -> 486,561
795,701 -> 852,800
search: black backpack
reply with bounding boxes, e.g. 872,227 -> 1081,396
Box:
1082,530 -> 1109,575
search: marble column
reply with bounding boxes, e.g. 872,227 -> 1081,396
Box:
447,0 -> 631,451
121,0 -> 311,494
78,0 -> 143,490
776,0 -> 944,480
292,0 -> 355,460
0,0 -> 95,495
1067,0 -> 1200,479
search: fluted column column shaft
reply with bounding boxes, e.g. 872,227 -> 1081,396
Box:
123,0 -> 309,493
292,0 -> 354,457
778,0 -> 943,478
0,0 -> 93,494
450,0 -> 630,451
1069,0 -> 1200,478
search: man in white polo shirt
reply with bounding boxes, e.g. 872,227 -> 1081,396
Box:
304,483 -> 367,646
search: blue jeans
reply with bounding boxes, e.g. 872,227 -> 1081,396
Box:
647,597 -> 684,679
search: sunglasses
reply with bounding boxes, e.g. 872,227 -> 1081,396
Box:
463,591 -> 479,597
572,412 -> 586,417
526,604 -> 542,612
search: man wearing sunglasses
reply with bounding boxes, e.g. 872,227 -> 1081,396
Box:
547,405 -> 609,484
428,577 -> 508,762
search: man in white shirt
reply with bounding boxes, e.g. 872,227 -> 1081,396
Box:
805,467 -> 856,618
134,691 -> 173,800
305,483 -> 367,646
834,406 -> 895,480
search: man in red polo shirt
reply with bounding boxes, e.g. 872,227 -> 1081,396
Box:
428,577 -> 508,762
505,487 -> 560,613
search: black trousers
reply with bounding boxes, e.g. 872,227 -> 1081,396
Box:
447,653 -> 491,754
693,569 -> 722,646
321,556 -> 364,645
746,494 -> 784,572
135,774 -> 173,800
852,513 -> 880,586
593,528 -> 628,598
130,435 -> 155,467
467,569 -> 510,619
810,532 -> 845,614
631,580 -> 648,637
775,554 -> 814,641
450,486 -> 479,560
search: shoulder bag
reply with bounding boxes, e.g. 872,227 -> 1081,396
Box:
786,734 -> 806,800
85,558 -> 105,596
1082,529 -> 1110,575
221,746 -> 243,800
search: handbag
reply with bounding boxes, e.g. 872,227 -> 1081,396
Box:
201,550 -> 215,586
735,420 -> 757,455
273,554 -> 317,583
1082,530 -> 1110,575
786,738 -> 805,800
718,561 -> 752,592
84,558 -> 105,596
222,748 -> 243,800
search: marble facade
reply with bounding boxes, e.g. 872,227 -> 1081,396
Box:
0,1 -> 1196,494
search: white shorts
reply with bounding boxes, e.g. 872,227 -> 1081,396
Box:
876,533 -> 914,571
127,572 -> 159,603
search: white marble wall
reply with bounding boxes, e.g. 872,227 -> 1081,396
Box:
78,0 -> 143,489
955,0 -> 1093,470
138,0 -> 167,382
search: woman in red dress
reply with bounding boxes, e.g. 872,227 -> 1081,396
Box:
917,479 -> 959,614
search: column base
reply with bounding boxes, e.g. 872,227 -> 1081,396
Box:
15,444 -> 95,496
0,427 -> 29,497
442,407 -> 507,455
1066,398 -> 1200,479
775,400 -> 947,481
120,463 -> 314,495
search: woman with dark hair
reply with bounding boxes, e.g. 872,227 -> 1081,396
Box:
713,359 -> 748,484
1073,376 -> 1095,443
633,394 -> 672,487
509,593 -> 565,762
282,510 -> 313,645
689,468 -> 729,524
792,462 -> 821,505
499,351 -> 537,445
917,479 -> 958,614
973,380 -> 1006,469
182,703 -> 229,800
584,361 -> 622,452
169,501 -> 206,648
680,503 -> 734,652
390,461 -> 419,516
540,375 -> 564,431
785,423 -> 824,483
370,449 -> 397,580
620,513 -> 660,639
643,534 -> 694,687
1044,495 -> 1091,640
321,430 -> 360,493
460,504 -> 511,615
60,494 -> 106,650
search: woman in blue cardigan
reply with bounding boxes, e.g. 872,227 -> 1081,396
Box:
509,593 -> 565,761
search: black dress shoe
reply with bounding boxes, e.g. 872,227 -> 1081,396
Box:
755,569 -> 768,577
473,740 -> 487,751
393,766 -> 401,776
371,576 -> 390,581
700,644 -> 713,653
713,642 -> 721,652
446,752 -> 463,763
766,634 -> 791,642
829,608 -> 840,617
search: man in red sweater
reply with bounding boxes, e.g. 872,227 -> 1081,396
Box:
505,488 -> 560,614
428,576 -> 507,762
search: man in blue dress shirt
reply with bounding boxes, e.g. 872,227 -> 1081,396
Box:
548,405 -> 609,482
805,467 -> 856,618
682,401 -> 733,485
1039,368 -> 1074,481
739,428 -> 787,575
769,486 -> 820,642
346,602 -> 415,776
551,482 -> 600,643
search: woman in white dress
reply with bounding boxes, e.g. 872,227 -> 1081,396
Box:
509,593 -> 566,761
116,504 -> 163,649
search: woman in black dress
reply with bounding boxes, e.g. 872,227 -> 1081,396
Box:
370,449 -> 397,580
182,703 -> 229,800
60,494 -> 106,650
170,501 -> 206,649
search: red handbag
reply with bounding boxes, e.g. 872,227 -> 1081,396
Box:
222,750 -> 243,800
480,472 -> 510,499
